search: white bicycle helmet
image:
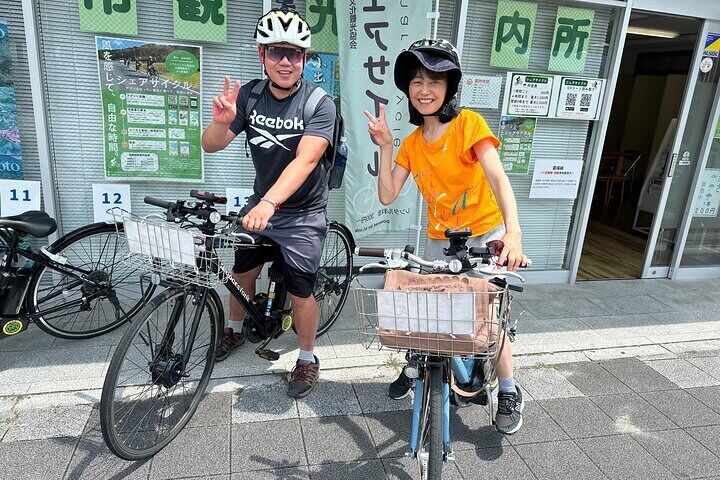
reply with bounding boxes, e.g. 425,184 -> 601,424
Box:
255,3 -> 311,50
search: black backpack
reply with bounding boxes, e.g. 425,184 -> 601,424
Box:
244,79 -> 346,189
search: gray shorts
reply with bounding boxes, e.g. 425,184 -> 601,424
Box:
422,223 -> 506,261
233,210 -> 329,297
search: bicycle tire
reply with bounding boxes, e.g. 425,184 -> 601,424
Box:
100,287 -> 222,460
313,222 -> 353,337
29,222 -> 156,339
427,364 -> 445,479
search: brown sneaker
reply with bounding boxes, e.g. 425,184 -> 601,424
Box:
287,356 -> 320,398
215,328 -> 245,362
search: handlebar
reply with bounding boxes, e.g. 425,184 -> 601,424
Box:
143,193 -> 272,231
353,246 -> 530,282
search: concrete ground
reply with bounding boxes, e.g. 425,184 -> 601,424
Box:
2,277 -> 720,479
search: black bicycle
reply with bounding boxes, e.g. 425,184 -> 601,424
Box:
100,191 -> 353,459
0,211 -> 155,339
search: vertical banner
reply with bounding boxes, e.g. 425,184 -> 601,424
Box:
96,37 -> 203,181
338,0 -> 430,239
174,0 -> 227,43
79,0 -> 138,35
548,7 -> 594,73
490,0 -> 537,70
0,20 -> 23,180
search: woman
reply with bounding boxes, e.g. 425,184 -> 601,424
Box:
364,38 -> 527,434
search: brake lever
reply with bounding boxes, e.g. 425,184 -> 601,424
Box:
359,262 -> 391,273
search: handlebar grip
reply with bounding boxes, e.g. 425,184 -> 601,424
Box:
354,247 -> 386,257
220,213 -> 274,231
190,190 -> 227,204
144,196 -> 173,209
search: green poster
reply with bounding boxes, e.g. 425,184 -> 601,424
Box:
306,0 -> 338,54
96,37 -> 203,181
497,116 -> 535,175
174,0 -> 227,43
79,0 -> 137,35
490,0 -> 537,70
714,116 -> 720,139
549,7 -> 595,73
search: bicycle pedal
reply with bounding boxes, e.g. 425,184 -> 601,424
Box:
256,349 -> 280,361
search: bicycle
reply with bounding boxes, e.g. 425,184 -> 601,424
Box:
100,190 -> 353,460
354,230 -> 529,480
0,210 -> 155,339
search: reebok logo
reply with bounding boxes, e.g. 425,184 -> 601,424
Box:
249,110 -> 304,131
247,109 -> 303,151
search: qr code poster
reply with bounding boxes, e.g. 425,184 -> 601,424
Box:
554,76 -> 605,121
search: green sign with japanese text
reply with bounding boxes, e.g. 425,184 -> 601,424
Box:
548,7 -> 594,73
174,0 -> 227,43
306,0 -> 338,54
490,0 -> 537,70
79,0 -> 137,35
498,116 -> 536,175
96,37 -> 203,181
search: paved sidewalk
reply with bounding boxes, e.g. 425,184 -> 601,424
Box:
2,278 -> 720,479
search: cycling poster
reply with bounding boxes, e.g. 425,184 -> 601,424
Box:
96,36 -> 203,181
0,20 -> 23,180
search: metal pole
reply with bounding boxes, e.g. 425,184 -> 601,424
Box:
21,0 -> 58,243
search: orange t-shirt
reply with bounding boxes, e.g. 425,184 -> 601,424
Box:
395,109 -> 504,239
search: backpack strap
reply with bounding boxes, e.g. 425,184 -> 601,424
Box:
303,85 -> 331,138
244,79 -> 269,157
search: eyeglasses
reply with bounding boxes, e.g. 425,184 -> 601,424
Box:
264,46 -> 305,64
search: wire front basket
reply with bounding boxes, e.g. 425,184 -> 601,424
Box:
110,208 -> 242,288
353,279 -> 510,359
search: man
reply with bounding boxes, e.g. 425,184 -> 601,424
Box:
201,3 -> 335,398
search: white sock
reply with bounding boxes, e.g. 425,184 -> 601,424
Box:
228,319 -> 244,333
298,349 -> 315,364
498,375 -> 516,394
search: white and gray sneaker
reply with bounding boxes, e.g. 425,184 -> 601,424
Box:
495,387 -> 524,435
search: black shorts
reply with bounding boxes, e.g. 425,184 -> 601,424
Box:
232,210 -> 328,298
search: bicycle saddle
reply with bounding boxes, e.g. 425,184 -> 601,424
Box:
0,210 -> 57,238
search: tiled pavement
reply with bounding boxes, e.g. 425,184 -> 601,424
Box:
3,278 -> 720,479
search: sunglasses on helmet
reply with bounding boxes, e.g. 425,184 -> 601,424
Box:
264,45 -> 305,64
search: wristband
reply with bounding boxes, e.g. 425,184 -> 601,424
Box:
260,197 -> 279,210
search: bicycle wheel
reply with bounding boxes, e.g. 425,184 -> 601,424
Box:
419,364 -> 445,480
29,222 -> 156,339
100,287 -> 222,460
313,222 -> 353,337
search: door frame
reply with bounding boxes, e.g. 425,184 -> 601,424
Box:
640,20 -> 711,278
669,23 -> 720,278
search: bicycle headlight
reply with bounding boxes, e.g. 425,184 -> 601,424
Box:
404,365 -> 419,379
449,259 -> 462,273
209,211 -> 221,224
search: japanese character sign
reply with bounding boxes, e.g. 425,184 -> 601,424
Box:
549,7 -> 594,73
490,0 -> 537,70
306,0 -> 338,54
78,0 -> 137,35
174,0 -> 227,43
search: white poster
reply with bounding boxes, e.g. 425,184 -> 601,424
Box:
529,159 -> 583,199
337,1 -> 429,239
93,183 -> 131,222
502,72 -> 554,117
459,75 -> 503,109
555,77 -> 605,120
692,168 -> 720,217
0,180 -> 41,217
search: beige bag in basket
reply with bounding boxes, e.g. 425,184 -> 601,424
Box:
377,270 -> 500,356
